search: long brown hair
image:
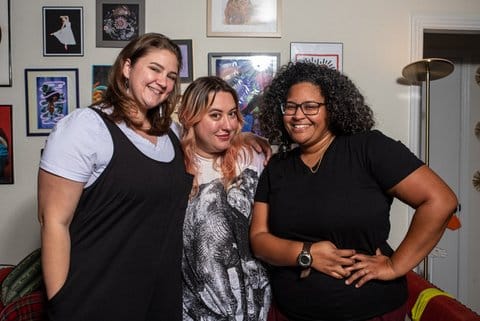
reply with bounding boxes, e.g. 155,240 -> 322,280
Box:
178,76 -> 249,196
100,33 -> 182,135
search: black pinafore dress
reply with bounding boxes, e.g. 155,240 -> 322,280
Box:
47,108 -> 193,321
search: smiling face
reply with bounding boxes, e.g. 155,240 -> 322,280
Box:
193,91 -> 240,158
122,48 -> 179,113
283,81 -> 332,149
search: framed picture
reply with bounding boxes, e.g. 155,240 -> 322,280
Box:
43,6 -> 84,56
208,52 -> 280,134
207,0 -> 282,37
290,42 -> 343,71
172,39 -> 193,83
25,68 -> 79,136
0,105 -> 13,184
0,0 -> 12,86
96,0 -> 145,48
92,65 -> 111,103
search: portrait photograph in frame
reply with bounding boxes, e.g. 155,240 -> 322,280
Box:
0,105 -> 13,184
92,64 -> 111,103
96,0 -> 145,48
207,0 -> 282,37
0,0 -> 12,86
172,39 -> 193,83
25,68 -> 79,136
290,42 -> 343,71
43,6 -> 84,56
208,52 -> 280,134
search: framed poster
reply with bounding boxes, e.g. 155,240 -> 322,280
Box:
208,52 -> 279,134
0,0 -> 12,86
43,6 -> 84,56
290,42 -> 343,71
0,105 -> 13,184
25,68 -> 79,136
172,39 -> 193,83
207,0 -> 282,37
92,65 -> 111,103
96,0 -> 145,48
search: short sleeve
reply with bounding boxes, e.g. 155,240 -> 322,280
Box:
40,108 -> 113,183
254,162 -> 271,203
366,130 -> 424,190
243,148 -> 265,177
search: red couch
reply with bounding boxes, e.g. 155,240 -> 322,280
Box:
0,266 -> 46,321
266,271 -> 480,321
405,271 -> 480,321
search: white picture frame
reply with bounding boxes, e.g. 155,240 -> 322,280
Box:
0,0 -> 12,86
290,42 -> 343,71
207,0 -> 282,38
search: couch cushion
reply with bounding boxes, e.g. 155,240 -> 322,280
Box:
1,249 -> 42,306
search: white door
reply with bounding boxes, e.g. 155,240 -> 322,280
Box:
426,59 -> 462,297
426,60 -> 480,313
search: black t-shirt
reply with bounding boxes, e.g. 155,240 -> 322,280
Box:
255,130 -> 424,321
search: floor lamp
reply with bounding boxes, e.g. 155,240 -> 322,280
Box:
402,58 -> 454,280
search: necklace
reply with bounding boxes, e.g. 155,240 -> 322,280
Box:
309,154 -> 324,174
306,136 -> 335,174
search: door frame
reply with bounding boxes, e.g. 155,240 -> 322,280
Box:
408,14 -> 480,303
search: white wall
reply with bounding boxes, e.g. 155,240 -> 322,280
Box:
1,0 -> 479,265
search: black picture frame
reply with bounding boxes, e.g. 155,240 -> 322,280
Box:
25,68 -> 79,136
43,6 -> 84,56
0,0 -> 12,86
96,0 -> 145,48
208,52 -> 280,134
172,39 -> 193,83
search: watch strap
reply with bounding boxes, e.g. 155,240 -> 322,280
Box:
302,241 -> 312,253
300,267 -> 311,278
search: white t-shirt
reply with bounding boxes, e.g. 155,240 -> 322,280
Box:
40,107 -> 181,188
182,150 -> 271,320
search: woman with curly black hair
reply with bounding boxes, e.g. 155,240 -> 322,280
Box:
250,62 -> 457,321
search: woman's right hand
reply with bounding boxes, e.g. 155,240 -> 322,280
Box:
310,241 -> 356,279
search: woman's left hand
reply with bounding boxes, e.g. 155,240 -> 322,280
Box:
344,248 -> 398,288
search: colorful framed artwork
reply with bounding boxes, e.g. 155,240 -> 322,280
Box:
0,0 -> 12,86
25,68 -> 79,136
96,0 -> 145,48
208,52 -> 280,134
0,105 -> 13,184
42,6 -> 84,56
172,39 -> 193,83
92,65 -> 111,103
207,0 -> 282,38
290,42 -> 343,71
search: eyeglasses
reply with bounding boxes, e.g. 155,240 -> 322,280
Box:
280,101 -> 326,116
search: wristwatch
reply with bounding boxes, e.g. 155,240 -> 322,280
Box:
297,242 -> 313,278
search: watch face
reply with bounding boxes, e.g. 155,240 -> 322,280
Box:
298,253 -> 312,267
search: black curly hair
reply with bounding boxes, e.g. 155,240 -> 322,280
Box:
259,62 -> 375,146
